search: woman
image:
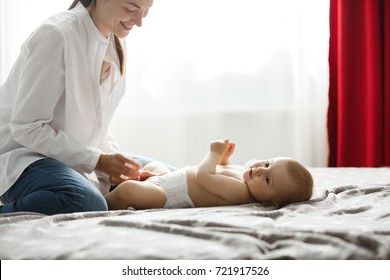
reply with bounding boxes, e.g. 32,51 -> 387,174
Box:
0,0 -> 160,215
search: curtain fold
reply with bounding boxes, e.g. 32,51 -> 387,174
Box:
328,0 -> 390,167
384,0 -> 390,167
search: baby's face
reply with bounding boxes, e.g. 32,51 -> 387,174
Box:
243,157 -> 293,204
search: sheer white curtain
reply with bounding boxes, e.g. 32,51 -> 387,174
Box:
0,0 -> 330,168
114,0 -> 330,167
0,0 -> 70,83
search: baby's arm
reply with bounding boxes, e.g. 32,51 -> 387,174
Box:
197,139 -> 228,174
195,140 -> 253,204
104,180 -> 166,210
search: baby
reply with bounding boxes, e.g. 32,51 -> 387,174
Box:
104,139 -> 313,210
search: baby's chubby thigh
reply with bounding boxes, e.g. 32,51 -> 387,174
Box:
109,179 -> 167,210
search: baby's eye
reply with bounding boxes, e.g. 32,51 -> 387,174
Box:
265,161 -> 270,168
265,175 -> 271,185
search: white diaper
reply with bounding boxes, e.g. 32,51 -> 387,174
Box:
146,168 -> 195,209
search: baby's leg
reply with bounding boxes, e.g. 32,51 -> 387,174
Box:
104,180 -> 166,210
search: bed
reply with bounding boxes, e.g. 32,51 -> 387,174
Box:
0,167 -> 389,260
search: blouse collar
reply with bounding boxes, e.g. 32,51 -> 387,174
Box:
74,2 -> 108,44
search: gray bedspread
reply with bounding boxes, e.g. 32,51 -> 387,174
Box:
1,167 -> 389,259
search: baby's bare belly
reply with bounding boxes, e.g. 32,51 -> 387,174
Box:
186,167 -> 228,207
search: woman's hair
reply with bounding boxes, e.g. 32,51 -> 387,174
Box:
69,0 -> 95,10
277,160 -> 314,207
69,0 -> 125,75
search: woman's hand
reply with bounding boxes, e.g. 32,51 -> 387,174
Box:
95,153 -> 142,185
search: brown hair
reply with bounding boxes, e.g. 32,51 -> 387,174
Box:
276,160 -> 313,207
69,0 -> 125,75
69,0 -> 95,10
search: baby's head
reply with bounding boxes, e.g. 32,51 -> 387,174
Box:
243,157 -> 313,207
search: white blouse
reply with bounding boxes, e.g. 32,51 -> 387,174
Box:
0,3 -> 127,195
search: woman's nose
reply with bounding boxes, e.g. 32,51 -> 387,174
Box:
131,12 -> 143,27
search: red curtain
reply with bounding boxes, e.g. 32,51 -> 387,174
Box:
328,0 -> 390,167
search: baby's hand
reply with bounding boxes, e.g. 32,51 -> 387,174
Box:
139,170 -> 167,181
219,141 -> 235,165
210,139 -> 229,155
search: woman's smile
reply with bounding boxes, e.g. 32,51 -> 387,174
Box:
120,21 -> 133,32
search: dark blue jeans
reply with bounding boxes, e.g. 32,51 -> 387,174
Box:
0,158 -> 107,215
